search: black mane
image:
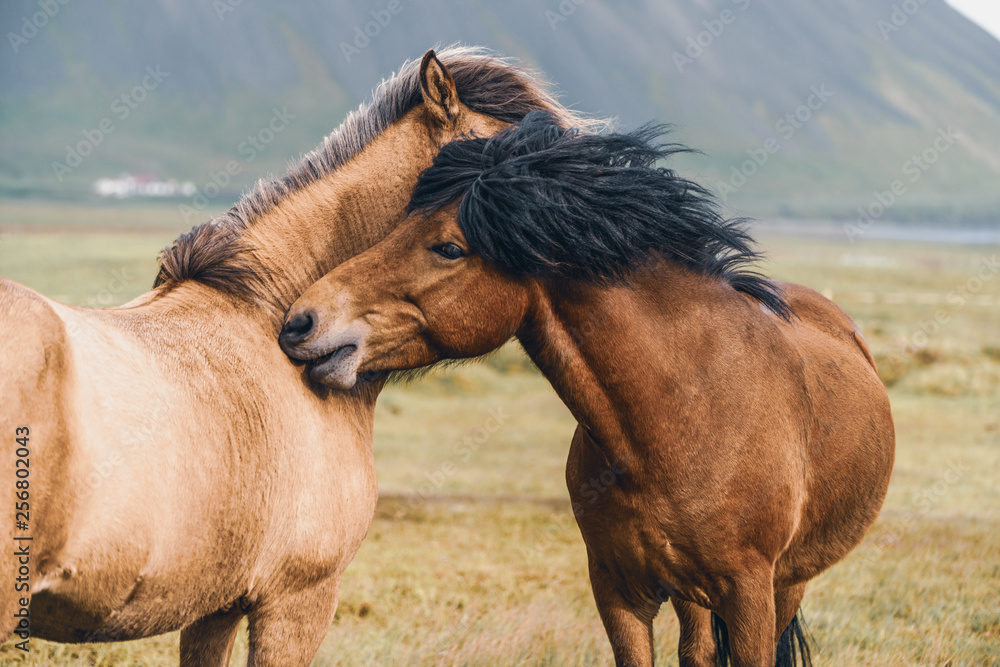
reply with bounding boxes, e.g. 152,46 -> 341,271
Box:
153,47 -> 596,297
409,111 -> 791,319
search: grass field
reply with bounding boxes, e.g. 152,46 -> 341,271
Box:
0,203 -> 998,665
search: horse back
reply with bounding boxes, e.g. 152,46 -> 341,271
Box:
778,282 -> 876,370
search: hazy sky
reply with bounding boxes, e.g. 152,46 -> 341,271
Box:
946,0 -> 1000,41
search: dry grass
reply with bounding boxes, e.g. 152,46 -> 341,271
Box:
0,221 -> 997,665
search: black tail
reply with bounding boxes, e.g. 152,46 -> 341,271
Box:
712,611 -> 812,667
712,613 -> 731,667
775,612 -> 812,667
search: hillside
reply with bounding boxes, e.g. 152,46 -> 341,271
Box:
2,0 -> 999,223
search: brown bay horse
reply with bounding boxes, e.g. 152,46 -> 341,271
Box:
0,52 -> 590,665
280,112 -> 896,666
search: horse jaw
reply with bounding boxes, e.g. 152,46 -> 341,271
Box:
309,340 -> 365,390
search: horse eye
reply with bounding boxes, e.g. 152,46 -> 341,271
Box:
433,243 -> 465,260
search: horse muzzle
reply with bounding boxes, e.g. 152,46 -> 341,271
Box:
279,312 -> 369,390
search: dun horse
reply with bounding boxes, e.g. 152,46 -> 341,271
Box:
0,52 -> 589,665
280,112 -> 896,667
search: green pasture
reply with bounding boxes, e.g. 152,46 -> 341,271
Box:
0,203 -> 997,665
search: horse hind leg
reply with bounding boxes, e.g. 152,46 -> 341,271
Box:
671,598 -> 716,667
245,577 -> 342,667
180,606 -> 243,667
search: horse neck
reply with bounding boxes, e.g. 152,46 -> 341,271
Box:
518,262 -> 743,468
235,112 -> 438,328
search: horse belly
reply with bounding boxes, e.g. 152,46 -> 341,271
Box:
30,564 -> 251,643
27,412 -> 267,642
30,592 -> 179,643
26,453 -> 255,639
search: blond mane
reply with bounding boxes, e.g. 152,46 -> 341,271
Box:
154,46 -> 600,296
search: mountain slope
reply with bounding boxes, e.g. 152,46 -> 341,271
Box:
1,0 -> 998,222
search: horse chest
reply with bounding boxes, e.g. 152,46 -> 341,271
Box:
566,429 -> 719,605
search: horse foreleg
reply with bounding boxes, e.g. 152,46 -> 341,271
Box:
715,571 -> 776,667
588,552 -> 658,667
671,598 -> 715,667
245,578 -> 341,667
179,606 -> 243,667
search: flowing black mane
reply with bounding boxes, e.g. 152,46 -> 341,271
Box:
409,111 -> 791,319
154,47 -> 594,296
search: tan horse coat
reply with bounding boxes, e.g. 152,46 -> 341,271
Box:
0,49 -> 584,665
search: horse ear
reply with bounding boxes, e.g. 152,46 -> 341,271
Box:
419,49 -> 462,128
